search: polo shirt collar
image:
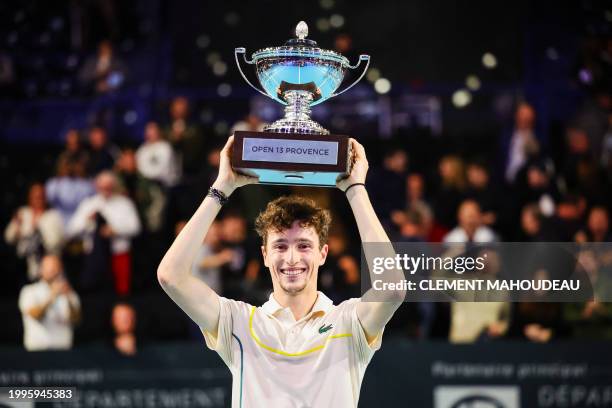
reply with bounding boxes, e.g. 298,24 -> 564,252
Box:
262,291 -> 334,317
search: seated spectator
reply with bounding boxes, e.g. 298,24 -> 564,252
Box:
45,160 -> 95,226
514,159 -> 559,218
136,121 -> 180,187
219,212 -> 261,301
116,148 -> 166,233
318,228 -> 360,303
433,155 -> 466,230
231,113 -> 267,133
520,203 -> 557,241
111,302 -> 138,356
18,255 -> 81,351
164,96 -> 204,178
86,127 -> 120,176
367,147 -> 409,223
552,194 -> 586,241
78,40 -> 127,95
465,160 -> 500,227
450,301 -> 510,343
188,220 -> 226,295
444,199 -> 498,243
56,129 -> 89,173
575,206 -> 611,242
67,171 -> 141,295
5,183 -> 64,281
505,102 -> 540,183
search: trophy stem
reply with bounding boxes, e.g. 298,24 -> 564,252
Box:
284,90 -> 313,121
264,90 -> 330,135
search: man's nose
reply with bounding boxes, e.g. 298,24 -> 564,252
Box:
286,246 -> 299,264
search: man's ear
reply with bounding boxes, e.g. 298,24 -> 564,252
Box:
319,244 -> 329,266
261,245 -> 269,267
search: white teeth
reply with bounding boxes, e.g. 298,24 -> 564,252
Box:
281,268 -> 305,276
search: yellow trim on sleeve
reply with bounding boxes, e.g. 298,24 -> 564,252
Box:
249,306 -> 352,357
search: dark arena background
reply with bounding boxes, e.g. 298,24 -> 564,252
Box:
1,0 -> 612,407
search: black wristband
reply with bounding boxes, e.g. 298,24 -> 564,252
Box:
344,182 -> 366,195
207,187 -> 229,206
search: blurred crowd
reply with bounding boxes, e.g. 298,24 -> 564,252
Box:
2,3 -> 612,354
5,83 -> 612,353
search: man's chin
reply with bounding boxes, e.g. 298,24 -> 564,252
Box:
280,282 -> 308,295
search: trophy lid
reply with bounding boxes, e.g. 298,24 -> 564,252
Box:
284,21 -> 318,48
251,21 -> 349,66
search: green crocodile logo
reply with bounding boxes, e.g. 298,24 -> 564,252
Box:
318,324 -> 333,334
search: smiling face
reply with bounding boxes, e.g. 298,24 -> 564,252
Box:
262,221 -> 328,296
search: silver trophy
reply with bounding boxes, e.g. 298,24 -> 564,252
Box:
232,21 -> 370,186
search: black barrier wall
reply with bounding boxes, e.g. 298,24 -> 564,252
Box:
1,340 -> 611,407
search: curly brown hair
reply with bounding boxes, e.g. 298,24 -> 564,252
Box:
255,196 -> 331,248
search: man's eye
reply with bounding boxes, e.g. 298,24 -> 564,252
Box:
274,245 -> 287,250
299,244 -> 312,250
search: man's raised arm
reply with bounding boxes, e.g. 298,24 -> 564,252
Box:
337,139 -> 406,343
157,136 -> 257,333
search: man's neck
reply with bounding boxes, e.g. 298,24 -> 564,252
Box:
273,290 -> 318,321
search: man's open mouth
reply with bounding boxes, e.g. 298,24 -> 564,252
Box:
280,267 -> 306,276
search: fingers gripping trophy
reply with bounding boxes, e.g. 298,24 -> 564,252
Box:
232,21 -> 370,186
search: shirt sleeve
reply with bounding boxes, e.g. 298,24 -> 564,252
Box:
18,286 -> 35,314
341,298 -> 385,366
201,297 -> 250,370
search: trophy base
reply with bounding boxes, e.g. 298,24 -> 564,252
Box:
232,131 -> 350,187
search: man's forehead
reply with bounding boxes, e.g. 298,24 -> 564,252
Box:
267,223 -> 318,242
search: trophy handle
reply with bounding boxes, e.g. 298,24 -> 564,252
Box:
331,54 -> 371,98
235,47 -> 272,99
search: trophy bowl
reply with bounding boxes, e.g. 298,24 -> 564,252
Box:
252,46 -> 349,107
232,21 -> 370,186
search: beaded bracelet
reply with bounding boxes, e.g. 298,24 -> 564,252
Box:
207,187 -> 229,206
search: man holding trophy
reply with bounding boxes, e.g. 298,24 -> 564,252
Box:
157,22 -> 404,407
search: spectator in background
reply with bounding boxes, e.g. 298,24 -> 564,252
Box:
318,228 -> 360,303
505,102 -> 540,183
563,127 -> 609,205
18,255 -> 80,351
0,49 -> 15,96
45,160 -> 96,227
111,302 -> 138,356
5,183 -> 64,281
86,127 -> 120,176
520,203 -> 555,241
230,113 -> 267,133
219,212 -> 260,301
444,199 -> 498,243
56,129 -> 89,174
78,40 -> 127,95
367,147 -> 409,223
515,160 -> 559,218
433,155 -> 466,231
465,160 -> 500,227
188,220 -> 226,295
575,206 -> 611,243
136,121 -> 180,187
67,171 -> 141,295
553,194 -> 586,241
115,148 -> 166,233
164,96 -> 204,178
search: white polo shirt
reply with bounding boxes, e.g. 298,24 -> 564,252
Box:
203,292 -> 383,408
18,281 -> 80,351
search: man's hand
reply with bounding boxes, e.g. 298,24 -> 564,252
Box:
100,225 -> 114,238
336,138 -> 368,192
212,135 -> 259,196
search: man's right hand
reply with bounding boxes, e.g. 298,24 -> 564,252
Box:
212,135 -> 259,196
